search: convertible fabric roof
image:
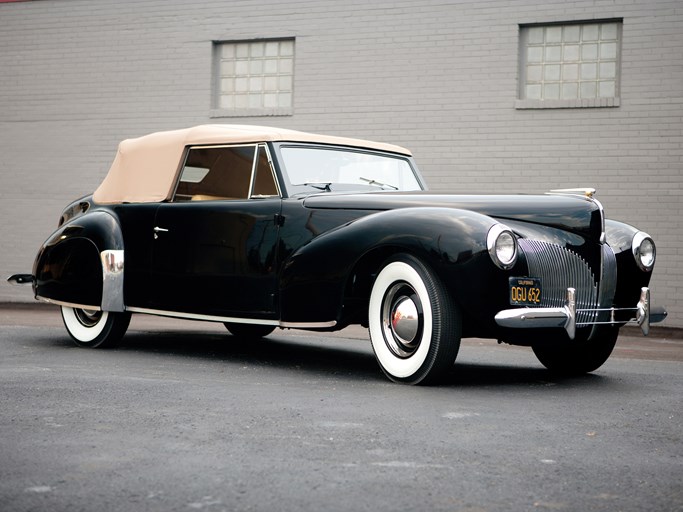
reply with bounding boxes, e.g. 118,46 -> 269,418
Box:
93,124 -> 412,204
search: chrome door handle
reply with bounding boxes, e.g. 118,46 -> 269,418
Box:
153,226 -> 169,239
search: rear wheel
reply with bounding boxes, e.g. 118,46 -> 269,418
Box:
224,323 -> 276,339
368,254 -> 461,385
532,327 -> 619,375
61,306 -> 131,348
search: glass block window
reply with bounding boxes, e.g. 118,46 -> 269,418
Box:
212,39 -> 294,116
518,21 -> 621,108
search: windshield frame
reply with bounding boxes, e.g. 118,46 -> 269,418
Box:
270,142 -> 427,198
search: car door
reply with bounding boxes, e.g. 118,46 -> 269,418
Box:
149,144 -> 282,318
114,202 -> 160,308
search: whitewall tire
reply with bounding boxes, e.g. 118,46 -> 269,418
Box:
61,306 -> 131,348
369,254 -> 461,384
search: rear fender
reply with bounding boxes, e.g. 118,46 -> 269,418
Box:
279,207 -> 497,324
33,210 -> 125,312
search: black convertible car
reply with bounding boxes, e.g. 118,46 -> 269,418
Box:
9,125 -> 666,384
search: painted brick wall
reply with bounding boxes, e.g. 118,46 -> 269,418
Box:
1,0 -> 681,327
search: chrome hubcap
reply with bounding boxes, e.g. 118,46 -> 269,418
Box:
392,296 -> 419,343
74,308 -> 102,328
381,283 -> 423,358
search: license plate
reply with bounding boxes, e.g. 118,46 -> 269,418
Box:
509,277 -> 542,305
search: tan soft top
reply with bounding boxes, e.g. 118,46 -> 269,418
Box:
93,124 -> 412,204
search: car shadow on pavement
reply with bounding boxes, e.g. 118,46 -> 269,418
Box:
115,329 -> 387,383
32,327 -> 610,389
441,361 -> 605,389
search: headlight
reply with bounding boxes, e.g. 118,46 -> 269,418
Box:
487,224 -> 518,270
632,231 -> 656,271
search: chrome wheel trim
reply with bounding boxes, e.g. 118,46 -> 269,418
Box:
74,308 -> 103,328
61,306 -> 109,342
369,261 -> 433,379
381,283 -> 423,358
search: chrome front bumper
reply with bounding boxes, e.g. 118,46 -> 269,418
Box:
495,287 -> 667,339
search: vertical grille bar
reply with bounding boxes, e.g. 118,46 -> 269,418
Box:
518,239 -> 599,325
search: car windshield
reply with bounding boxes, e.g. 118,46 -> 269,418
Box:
280,146 -> 423,193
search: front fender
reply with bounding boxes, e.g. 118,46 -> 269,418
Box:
33,210 -> 125,311
279,207 -> 498,324
605,218 -> 654,307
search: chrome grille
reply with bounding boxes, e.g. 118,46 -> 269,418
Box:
518,239 -> 599,325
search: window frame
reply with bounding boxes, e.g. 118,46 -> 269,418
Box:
210,38 -> 295,118
272,142 -> 426,197
516,19 -> 623,110
171,143 -> 281,202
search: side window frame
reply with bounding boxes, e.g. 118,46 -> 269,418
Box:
170,143 -> 281,202
249,144 -> 282,199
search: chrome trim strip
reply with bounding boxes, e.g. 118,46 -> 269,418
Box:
260,143 -> 283,198
37,296 -> 101,311
548,188 -> 597,198
590,196 -> 607,244
125,306 -> 337,329
247,145 -> 259,199
126,306 -> 279,325
280,320 -> 338,329
100,250 -> 125,312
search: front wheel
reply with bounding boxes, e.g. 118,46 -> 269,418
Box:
532,327 -> 619,375
368,254 -> 461,385
61,306 -> 131,348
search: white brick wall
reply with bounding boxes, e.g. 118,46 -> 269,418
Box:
1,0 -> 681,327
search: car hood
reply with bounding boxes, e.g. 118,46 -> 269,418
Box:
302,191 -> 604,240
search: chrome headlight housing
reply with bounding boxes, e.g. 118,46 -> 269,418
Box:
487,224 -> 518,270
632,231 -> 656,271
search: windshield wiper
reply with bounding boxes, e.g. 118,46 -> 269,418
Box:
359,177 -> 398,190
298,182 -> 332,192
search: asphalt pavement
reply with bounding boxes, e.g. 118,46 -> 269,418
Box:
1,303 -> 681,512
